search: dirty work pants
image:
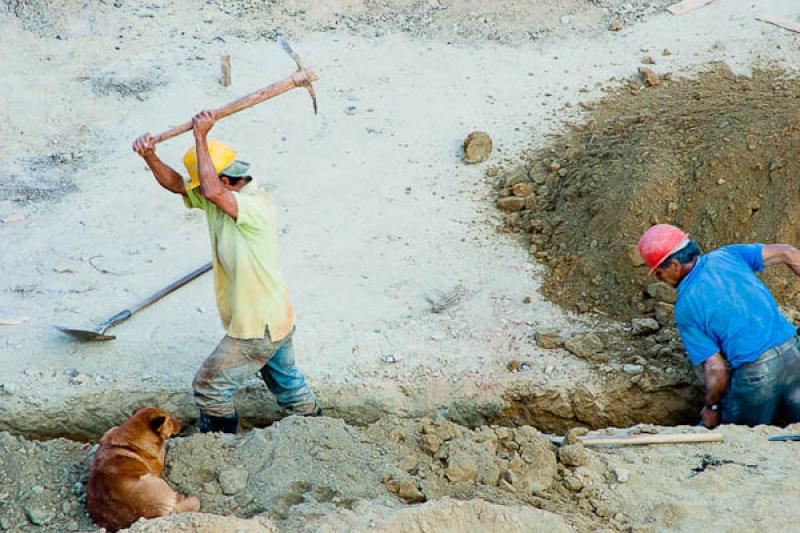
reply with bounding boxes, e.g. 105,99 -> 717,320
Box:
722,335 -> 800,425
192,328 -> 319,418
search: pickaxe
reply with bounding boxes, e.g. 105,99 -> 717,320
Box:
149,37 -> 317,145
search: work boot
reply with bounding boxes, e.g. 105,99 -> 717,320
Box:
306,406 -> 324,417
198,412 -> 239,434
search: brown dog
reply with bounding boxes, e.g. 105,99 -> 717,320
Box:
87,406 -> 200,531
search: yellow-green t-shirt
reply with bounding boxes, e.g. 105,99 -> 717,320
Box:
183,183 -> 295,340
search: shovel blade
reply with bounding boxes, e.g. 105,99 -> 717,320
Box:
53,325 -> 116,342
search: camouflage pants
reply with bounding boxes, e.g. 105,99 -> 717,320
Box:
192,328 -> 319,418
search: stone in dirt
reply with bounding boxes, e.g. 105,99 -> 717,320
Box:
463,131 -> 493,164
647,282 -> 677,304
612,467 -> 630,484
609,20 -> 624,31
564,333 -> 605,358
497,196 -> 526,212
631,318 -> 660,336
536,329 -> 564,349
24,501 -> 56,525
654,302 -> 675,326
627,245 -> 646,267
638,67 -> 661,87
512,182 -> 532,197
623,364 -> 644,375
218,468 -> 248,495
564,427 -> 589,445
558,442 -> 586,467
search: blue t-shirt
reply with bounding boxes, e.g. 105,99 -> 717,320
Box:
675,244 -> 796,369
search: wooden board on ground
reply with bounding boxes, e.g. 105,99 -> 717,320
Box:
549,432 -> 724,446
757,16 -> 800,34
667,0 -> 717,16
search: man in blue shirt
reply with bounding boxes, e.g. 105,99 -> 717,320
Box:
638,224 -> 800,429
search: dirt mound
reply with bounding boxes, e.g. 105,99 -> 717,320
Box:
0,432 -> 94,531
496,64 -> 800,320
0,415 -> 619,531
306,497 -> 574,533
164,417 -> 394,521
123,513 -> 277,532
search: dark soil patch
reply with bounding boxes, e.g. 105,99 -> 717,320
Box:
495,63 -> 800,321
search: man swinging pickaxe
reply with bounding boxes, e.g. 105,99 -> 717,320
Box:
131,38 -> 323,433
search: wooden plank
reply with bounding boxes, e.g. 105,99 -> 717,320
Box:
667,0 -> 717,16
220,54 -> 232,87
549,432 -> 723,446
757,15 -> 800,34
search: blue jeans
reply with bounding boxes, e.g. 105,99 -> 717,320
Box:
192,328 -> 319,418
722,335 -> 800,425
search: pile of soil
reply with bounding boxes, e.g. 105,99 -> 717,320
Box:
496,63 -> 800,320
0,416 -> 618,532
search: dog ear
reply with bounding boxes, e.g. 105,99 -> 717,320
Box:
149,415 -> 169,438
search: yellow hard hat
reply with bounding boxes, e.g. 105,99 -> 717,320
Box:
182,140 -> 238,191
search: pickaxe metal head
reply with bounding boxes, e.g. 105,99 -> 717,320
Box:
278,36 -> 318,115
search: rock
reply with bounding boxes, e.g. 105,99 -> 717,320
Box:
463,131 -> 493,164
445,443 -> 480,483
382,467 -> 426,503
558,443 -> 586,467
497,196 -> 526,212
397,455 -> 418,472
502,166 -> 527,188
563,474 -> 584,491
24,502 -> 56,526
536,329 -> 564,349
512,182 -> 532,197
627,245 -> 646,267
642,56 -> 655,65
613,467 -> 630,484
623,364 -> 644,375
662,48 -> 672,56
638,67 -> 661,87
654,302 -> 675,326
647,282 -> 677,303
218,468 -> 249,495
564,427 -> 589,445
420,433 -> 441,455
564,334 -> 604,358
506,359 -> 521,372
631,318 -> 660,336
609,20 -> 624,31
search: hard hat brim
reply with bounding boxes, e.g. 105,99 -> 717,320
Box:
219,160 -> 251,178
647,237 -> 690,275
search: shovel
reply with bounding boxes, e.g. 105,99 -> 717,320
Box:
54,262 -> 212,341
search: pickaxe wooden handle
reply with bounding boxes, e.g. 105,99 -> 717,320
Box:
151,39 -> 318,145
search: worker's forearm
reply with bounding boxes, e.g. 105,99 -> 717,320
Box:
194,133 -> 225,198
703,355 -> 729,405
763,244 -> 800,268
144,154 -> 185,194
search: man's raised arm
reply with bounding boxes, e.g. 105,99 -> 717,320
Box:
133,133 -> 186,195
763,244 -> 800,275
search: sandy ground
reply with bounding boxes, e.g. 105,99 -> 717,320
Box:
2,0 -> 800,530
1,1 -> 799,437
0,0 -> 798,508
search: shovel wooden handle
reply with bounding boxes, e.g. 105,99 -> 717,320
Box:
550,432 -> 723,447
151,69 -> 318,145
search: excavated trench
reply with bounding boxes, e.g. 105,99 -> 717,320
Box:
0,363 -> 703,444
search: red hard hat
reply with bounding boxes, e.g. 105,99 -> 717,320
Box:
637,224 -> 689,274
